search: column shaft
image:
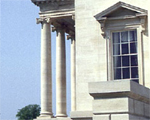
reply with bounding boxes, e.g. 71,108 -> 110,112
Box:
40,22 -> 52,117
71,39 -> 76,111
56,28 -> 67,117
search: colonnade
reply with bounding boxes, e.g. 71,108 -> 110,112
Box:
37,18 -> 76,118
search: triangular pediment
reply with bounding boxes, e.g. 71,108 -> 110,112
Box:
95,1 -> 147,21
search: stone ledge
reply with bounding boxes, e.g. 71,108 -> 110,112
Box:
111,113 -> 150,120
93,115 -> 110,120
34,116 -> 52,120
89,80 -> 150,104
93,114 -> 150,120
70,111 -> 93,119
31,0 -> 74,11
34,117 -> 72,120
51,118 -> 72,120
31,0 -> 74,5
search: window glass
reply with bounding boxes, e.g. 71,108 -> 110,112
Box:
122,56 -> 129,66
112,30 -> 138,82
114,68 -> 121,79
131,67 -> 138,78
130,43 -> 137,53
131,55 -> 138,66
129,30 -> 137,41
113,44 -> 120,55
123,68 -> 130,79
121,31 -> 128,43
113,32 -> 120,43
113,56 -> 121,67
122,44 -> 129,54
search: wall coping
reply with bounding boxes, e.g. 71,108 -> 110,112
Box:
89,80 -> 150,104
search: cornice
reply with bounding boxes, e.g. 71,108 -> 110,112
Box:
39,8 -> 75,19
31,0 -> 74,6
94,1 -> 148,38
95,1 -> 147,21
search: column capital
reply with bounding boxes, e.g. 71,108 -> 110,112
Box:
52,21 -> 66,31
52,26 -> 64,32
67,31 -> 75,40
36,17 -> 51,24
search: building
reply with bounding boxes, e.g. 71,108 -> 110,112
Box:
31,0 -> 150,120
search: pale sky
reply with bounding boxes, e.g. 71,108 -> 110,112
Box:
0,0 -> 71,119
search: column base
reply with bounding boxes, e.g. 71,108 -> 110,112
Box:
34,116 -> 52,120
55,114 -> 67,118
34,113 -> 53,120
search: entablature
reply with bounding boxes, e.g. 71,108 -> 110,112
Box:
36,16 -> 75,39
31,0 -> 75,39
31,0 -> 74,12
39,9 -> 75,18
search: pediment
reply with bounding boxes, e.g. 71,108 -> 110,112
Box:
95,1 -> 147,21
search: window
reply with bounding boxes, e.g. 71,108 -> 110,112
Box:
94,1 -> 147,85
112,30 -> 139,83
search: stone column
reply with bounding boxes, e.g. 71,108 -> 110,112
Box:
40,18 -> 53,118
71,38 -> 76,111
56,27 -> 67,117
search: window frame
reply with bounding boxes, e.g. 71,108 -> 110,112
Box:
94,1 -> 147,86
106,26 -> 144,85
111,29 -> 139,82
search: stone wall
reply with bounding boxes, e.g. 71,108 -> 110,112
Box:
89,80 -> 150,120
75,0 -> 150,112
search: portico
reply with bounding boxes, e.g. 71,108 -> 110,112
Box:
31,0 -> 150,120
32,0 -> 75,119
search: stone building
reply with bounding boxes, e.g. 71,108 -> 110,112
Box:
31,0 -> 150,120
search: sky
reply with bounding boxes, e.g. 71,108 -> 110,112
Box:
0,0 -> 71,119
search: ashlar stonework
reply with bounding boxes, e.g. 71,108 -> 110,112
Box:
31,0 -> 150,120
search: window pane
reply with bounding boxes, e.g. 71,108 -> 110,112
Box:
122,44 -> 129,54
114,68 -> 121,79
122,56 -> 129,66
113,56 -> 121,67
113,44 -> 120,55
129,30 -> 137,41
113,32 -> 120,43
121,31 -> 128,43
131,67 -> 138,78
123,68 -> 130,79
130,43 -> 137,53
131,55 -> 138,66
112,30 -> 138,81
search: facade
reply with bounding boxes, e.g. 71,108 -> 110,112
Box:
31,0 -> 150,120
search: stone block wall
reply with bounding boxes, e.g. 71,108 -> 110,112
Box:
89,80 -> 150,120
75,0 -> 150,112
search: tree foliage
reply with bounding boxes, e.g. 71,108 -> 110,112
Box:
16,104 -> 41,120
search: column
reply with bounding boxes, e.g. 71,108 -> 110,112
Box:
40,18 -> 53,117
71,38 -> 76,111
56,27 -> 67,117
